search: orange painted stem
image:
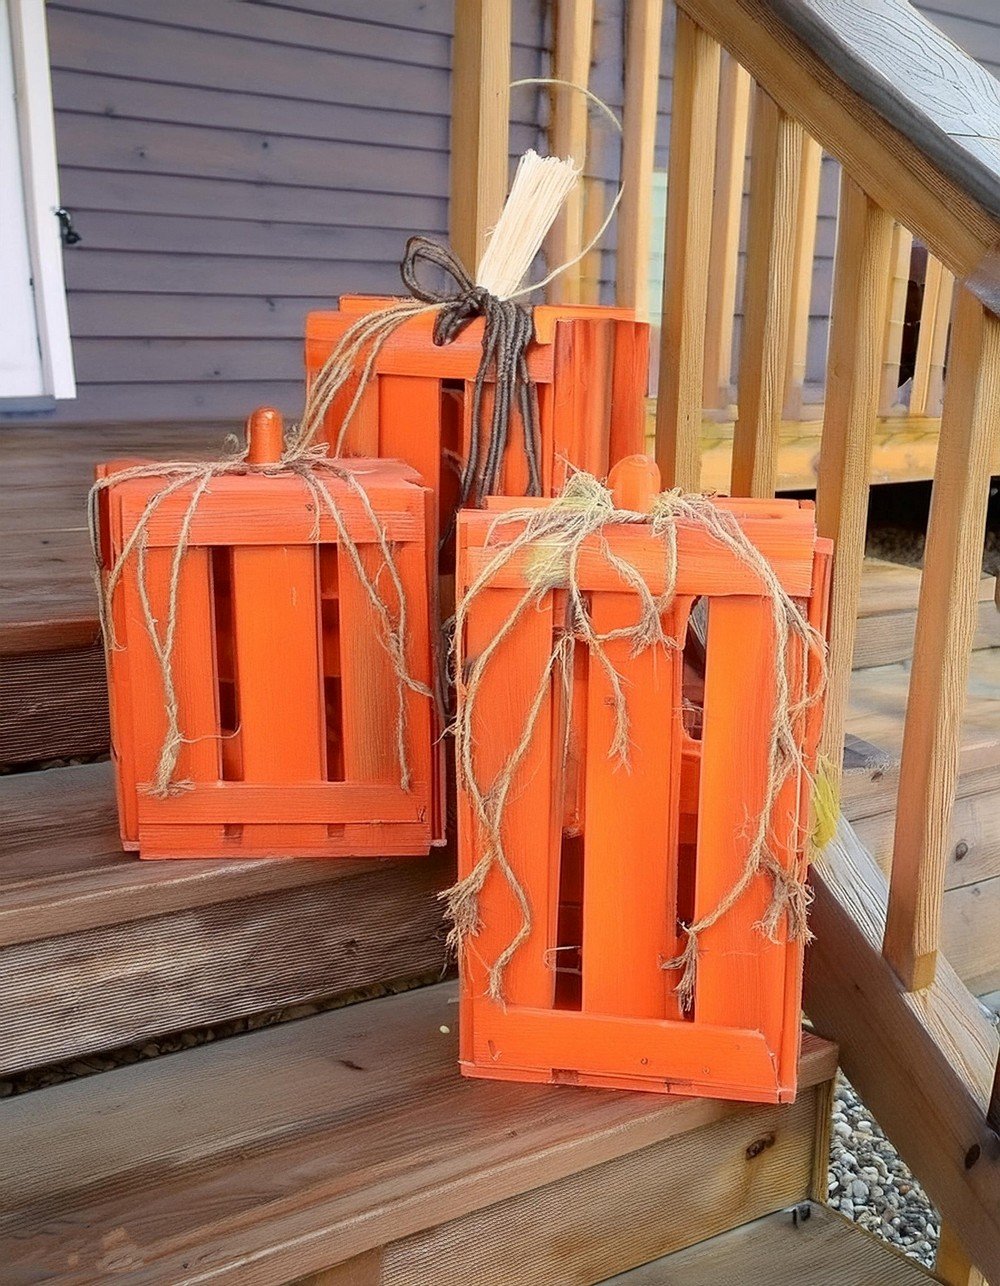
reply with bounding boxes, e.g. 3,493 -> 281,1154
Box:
245,407 -> 285,465
608,455 -> 660,512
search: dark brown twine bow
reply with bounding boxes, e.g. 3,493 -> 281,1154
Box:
400,236 -> 542,508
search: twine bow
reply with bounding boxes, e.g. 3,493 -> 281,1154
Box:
400,235 -> 542,507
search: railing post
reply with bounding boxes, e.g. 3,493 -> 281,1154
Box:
815,176 -> 895,774
654,11 -> 721,489
730,88 -> 804,497
546,0 -> 595,305
617,0 -> 664,318
883,289 -> 1000,991
701,52 -> 751,412
449,0 -> 512,273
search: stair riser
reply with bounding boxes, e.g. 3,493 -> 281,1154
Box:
0,643 -> 107,766
0,853 -> 451,1075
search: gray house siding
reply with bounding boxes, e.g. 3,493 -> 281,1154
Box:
28,0 -> 547,425
6,0 -> 998,427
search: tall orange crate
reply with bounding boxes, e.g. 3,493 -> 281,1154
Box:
453,465 -> 831,1103
305,297 -> 649,534
96,410 -> 443,860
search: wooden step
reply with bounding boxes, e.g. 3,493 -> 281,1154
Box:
603,1201 -> 938,1285
0,760 -> 451,1075
0,980 -> 838,1285
1,420 -> 226,767
854,558 -> 998,670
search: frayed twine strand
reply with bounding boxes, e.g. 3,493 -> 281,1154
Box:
441,471 -> 827,1008
88,443 -> 431,799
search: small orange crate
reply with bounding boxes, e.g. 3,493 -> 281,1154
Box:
305,297 -> 649,525
454,482 -> 831,1103
96,419 -> 442,860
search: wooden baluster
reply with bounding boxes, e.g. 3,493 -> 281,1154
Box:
546,0 -> 595,305
937,1224 -> 988,1286
654,12 -> 721,489
816,177 -> 895,775
926,269 -> 956,416
617,0 -> 664,318
912,258 -> 955,418
449,0 -> 511,273
730,88 -> 804,497
579,176 -> 605,304
702,53 -> 751,412
911,255 -> 945,417
883,289 -> 1000,991
783,136 -> 823,419
878,223 -> 913,414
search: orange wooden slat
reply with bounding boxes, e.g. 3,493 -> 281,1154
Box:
581,594 -> 684,1021
472,1006 -> 778,1096
691,596 -> 792,1063
456,574 -> 559,1034
229,543 -> 327,850
117,542 -> 222,853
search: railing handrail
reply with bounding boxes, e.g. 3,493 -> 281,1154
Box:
770,0 -> 1000,221
678,0 -> 1000,311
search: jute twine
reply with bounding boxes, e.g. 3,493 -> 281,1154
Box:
89,441 -> 431,798
443,472 -> 827,1008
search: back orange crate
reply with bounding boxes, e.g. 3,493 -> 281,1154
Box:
96,410 -> 443,860
454,469 -> 832,1103
305,297 -> 649,528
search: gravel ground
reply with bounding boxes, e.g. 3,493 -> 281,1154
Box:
827,1073 -> 938,1269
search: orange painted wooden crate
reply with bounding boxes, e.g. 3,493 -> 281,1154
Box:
305,297 -> 649,537
454,470 -> 832,1103
95,412 -> 443,860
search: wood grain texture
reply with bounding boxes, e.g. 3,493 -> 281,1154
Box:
546,0 -> 594,305
449,0 -> 511,272
884,292 -> 1000,989
0,981 -> 836,1286
702,53 -> 751,412
783,134 -> 823,420
805,817 -> 1000,1282
617,0 -> 664,318
0,640 -> 108,765
654,12 -> 721,489
0,760 -> 441,946
0,852 -> 451,1076
731,90 -> 804,497
879,224 -> 915,414
676,0 -> 1000,296
815,178 -> 895,770
605,1201 -> 940,1285
380,1088 -> 822,1284
764,0 -> 1000,219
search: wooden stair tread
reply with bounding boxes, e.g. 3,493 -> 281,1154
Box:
0,980 -> 838,1285
0,765 -> 453,1077
0,761 -> 407,948
1,421 -> 228,645
603,1201 -> 937,1284
845,649 -> 999,765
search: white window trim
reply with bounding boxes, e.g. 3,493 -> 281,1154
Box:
7,0 -> 74,399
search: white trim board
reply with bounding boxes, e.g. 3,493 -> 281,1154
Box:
2,0 -> 74,400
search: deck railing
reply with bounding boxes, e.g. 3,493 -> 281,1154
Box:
451,1 -> 1000,1278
